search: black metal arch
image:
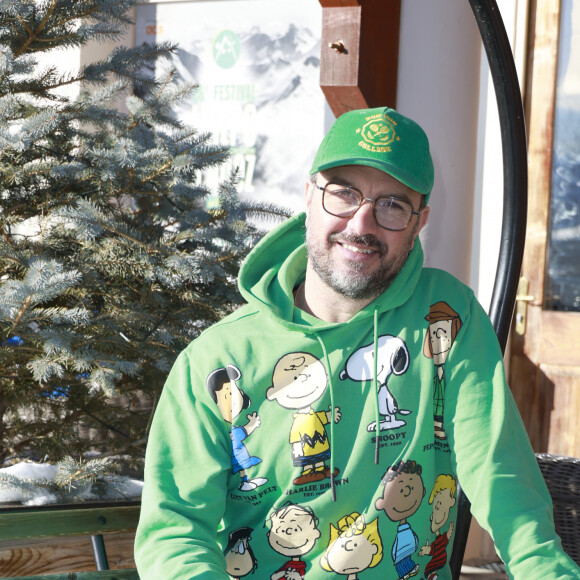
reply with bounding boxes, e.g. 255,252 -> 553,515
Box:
449,1 -> 528,577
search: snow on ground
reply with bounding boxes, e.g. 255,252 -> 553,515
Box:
0,462 -> 143,506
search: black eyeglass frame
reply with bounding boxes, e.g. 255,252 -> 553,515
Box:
314,182 -> 421,232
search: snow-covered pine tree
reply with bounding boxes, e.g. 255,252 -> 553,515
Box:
0,0 -> 286,470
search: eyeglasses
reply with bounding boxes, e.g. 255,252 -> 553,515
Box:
314,182 -> 420,232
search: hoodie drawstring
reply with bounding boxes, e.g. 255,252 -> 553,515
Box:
315,308 -> 380,501
316,334 -> 336,502
373,307 -> 380,464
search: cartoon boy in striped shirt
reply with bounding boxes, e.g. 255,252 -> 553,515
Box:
419,474 -> 456,580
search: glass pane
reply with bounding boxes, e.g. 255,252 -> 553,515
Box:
135,0 -> 325,215
545,0 -> 580,311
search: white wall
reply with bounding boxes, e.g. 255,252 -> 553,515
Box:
398,0 -> 527,312
397,0 -> 482,286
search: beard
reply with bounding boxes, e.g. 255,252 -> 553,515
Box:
305,213 -> 416,301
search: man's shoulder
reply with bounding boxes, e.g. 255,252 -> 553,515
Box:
409,267 -> 483,320
415,267 -> 494,335
417,267 -> 475,297
420,266 -> 468,285
182,303 -> 259,354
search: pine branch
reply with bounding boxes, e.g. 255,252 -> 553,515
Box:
13,0 -> 58,58
0,0 -> 278,467
8,294 -> 31,334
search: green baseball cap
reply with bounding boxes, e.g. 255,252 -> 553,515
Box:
310,107 -> 434,203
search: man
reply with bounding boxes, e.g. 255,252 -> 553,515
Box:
134,107 -> 579,579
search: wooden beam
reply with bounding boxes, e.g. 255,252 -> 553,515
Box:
319,0 -> 401,117
0,505 -> 140,541
0,533 -> 137,579
319,0 -> 360,6
0,505 -> 140,578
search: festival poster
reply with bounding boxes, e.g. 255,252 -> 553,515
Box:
136,0 -> 326,213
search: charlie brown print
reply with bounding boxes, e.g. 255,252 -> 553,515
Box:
339,335 -> 411,431
423,302 -> 462,440
206,364 -> 267,492
375,460 -> 425,580
267,502 -> 321,580
267,352 -> 341,486
419,474 -> 456,580
320,512 -> 384,579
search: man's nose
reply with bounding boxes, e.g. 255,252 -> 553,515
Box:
348,198 -> 379,232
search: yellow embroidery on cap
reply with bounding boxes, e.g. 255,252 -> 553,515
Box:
358,114 -> 397,152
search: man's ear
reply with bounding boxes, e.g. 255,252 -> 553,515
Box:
305,180 -> 314,211
417,205 -> 430,233
411,205 -> 430,248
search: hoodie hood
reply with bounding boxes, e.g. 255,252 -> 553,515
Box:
238,212 -> 425,331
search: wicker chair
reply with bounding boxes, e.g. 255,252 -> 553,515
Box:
536,453 -> 580,566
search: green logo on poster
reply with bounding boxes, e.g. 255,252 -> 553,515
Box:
213,30 -> 241,69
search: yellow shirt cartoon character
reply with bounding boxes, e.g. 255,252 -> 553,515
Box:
267,352 -> 341,486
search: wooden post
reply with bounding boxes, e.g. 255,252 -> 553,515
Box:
319,0 -> 401,117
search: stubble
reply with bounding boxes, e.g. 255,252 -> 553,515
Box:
305,213 -> 417,301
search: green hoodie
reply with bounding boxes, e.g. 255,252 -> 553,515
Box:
135,213 -> 579,580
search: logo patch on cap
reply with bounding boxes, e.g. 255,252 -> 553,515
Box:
356,114 -> 400,153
